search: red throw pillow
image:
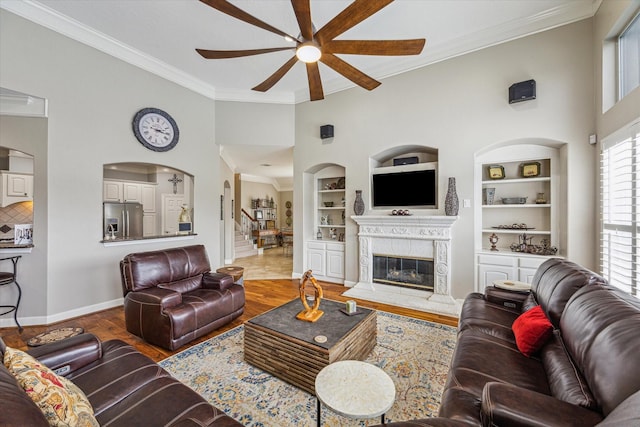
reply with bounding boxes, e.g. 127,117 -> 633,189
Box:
512,305 -> 553,357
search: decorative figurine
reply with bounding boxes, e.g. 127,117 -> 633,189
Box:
489,233 -> 499,251
296,270 -> 324,322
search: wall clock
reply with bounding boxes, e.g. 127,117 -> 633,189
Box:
132,107 -> 179,152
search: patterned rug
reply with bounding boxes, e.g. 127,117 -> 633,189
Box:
159,312 -> 457,426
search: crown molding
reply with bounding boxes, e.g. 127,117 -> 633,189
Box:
293,1 -> 599,103
1,1 -> 222,98
3,0 -> 597,105
240,173 -> 282,191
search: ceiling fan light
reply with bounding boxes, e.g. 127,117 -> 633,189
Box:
296,42 -> 321,63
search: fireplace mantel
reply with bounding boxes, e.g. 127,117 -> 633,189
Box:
345,214 -> 462,317
352,215 -> 457,240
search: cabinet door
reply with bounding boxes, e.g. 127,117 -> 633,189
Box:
123,182 -> 141,202
141,185 -> 156,212
326,250 -> 345,279
477,264 -> 515,293
143,213 -> 156,237
307,249 -> 326,276
518,268 -> 538,284
7,174 -> 31,197
103,181 -> 123,202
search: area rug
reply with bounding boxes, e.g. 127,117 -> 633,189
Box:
159,312 -> 457,426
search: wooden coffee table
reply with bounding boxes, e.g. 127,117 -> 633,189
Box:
244,299 -> 377,395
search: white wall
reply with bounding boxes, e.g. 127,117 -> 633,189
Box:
0,10 -> 222,323
294,19 -> 596,298
215,101 -> 295,146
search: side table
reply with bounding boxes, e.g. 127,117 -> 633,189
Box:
315,360 -> 396,426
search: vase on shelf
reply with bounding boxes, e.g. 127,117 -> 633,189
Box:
354,190 -> 365,215
445,177 -> 459,216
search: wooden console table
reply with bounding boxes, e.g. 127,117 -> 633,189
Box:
252,228 -> 279,248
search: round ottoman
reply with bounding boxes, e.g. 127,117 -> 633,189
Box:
216,266 -> 244,285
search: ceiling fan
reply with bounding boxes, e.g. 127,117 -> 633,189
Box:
196,0 -> 426,101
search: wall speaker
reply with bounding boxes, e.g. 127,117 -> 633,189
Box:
509,80 -> 536,104
320,124 -> 334,139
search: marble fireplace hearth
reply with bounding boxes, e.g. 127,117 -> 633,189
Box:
343,215 -> 463,317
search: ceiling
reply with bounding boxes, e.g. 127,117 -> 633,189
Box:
1,0 -> 598,187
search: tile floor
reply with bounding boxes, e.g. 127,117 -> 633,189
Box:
232,247 -> 293,280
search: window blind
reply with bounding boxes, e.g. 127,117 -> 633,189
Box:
600,122 -> 639,297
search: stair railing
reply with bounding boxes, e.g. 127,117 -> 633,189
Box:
240,209 -> 257,242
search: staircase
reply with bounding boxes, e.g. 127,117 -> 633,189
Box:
234,229 -> 258,259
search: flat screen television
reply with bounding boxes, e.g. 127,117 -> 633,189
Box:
373,169 -> 437,207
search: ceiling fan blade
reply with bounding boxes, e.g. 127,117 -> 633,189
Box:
200,0 -> 299,42
315,0 -> 394,44
252,56 -> 299,92
320,53 -> 381,91
292,0 -> 313,41
306,62 -> 324,101
196,47 -> 293,59
323,39 -> 425,56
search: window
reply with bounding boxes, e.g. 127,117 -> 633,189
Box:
619,12 -> 640,99
600,122 -> 639,297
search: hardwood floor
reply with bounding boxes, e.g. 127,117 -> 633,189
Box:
0,275 -> 458,364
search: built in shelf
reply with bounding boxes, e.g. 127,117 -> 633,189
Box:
318,189 -> 345,193
483,204 -> 551,208
319,207 -> 346,210
482,229 -> 550,235
482,176 -> 551,185
319,224 -> 345,228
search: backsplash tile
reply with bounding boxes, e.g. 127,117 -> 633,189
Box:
0,201 -> 33,240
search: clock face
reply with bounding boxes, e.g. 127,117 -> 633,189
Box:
132,108 -> 179,152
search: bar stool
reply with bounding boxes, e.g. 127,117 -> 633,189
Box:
0,256 -> 22,332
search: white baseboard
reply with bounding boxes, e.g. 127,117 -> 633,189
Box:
0,297 -> 124,329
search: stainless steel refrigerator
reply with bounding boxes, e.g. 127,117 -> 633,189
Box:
103,202 -> 143,239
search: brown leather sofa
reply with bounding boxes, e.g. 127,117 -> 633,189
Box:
376,258 -> 640,426
120,245 -> 245,350
0,333 -> 241,426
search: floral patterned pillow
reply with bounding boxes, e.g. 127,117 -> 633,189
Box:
3,347 -> 99,427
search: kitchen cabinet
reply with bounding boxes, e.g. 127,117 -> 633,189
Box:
306,241 -> 345,283
123,182 -> 141,202
104,180 -> 156,212
143,213 -> 157,237
140,184 -> 156,212
0,172 -> 33,207
103,181 -> 123,203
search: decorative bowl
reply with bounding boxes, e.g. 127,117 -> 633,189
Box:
324,202 -> 334,207
502,197 -> 527,204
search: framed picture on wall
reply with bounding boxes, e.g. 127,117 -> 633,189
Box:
255,210 -> 263,220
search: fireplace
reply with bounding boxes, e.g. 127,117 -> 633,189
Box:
344,215 -> 461,317
373,255 -> 434,291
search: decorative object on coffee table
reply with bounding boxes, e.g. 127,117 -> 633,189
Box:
296,270 -> 324,322
354,190 -> 365,215
27,327 -> 84,347
445,177 -> 459,216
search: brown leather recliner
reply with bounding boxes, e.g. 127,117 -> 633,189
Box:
120,244 -> 245,350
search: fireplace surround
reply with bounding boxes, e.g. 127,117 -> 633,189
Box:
344,215 -> 462,317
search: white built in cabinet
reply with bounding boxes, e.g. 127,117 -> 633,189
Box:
475,144 -> 564,292
306,241 -> 345,283
305,165 -> 346,283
